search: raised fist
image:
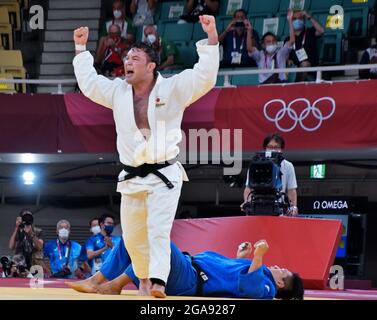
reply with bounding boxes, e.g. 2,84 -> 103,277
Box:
199,15 -> 217,35
73,27 -> 89,45
253,240 -> 269,258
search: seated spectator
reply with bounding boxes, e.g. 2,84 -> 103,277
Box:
249,11 -> 295,84
130,0 -> 157,27
179,0 -> 219,23
95,24 -> 131,77
100,0 -> 135,42
143,24 -> 184,70
359,46 -> 377,79
44,220 -> 85,279
8,209 -> 46,272
286,10 -> 324,82
219,9 -> 260,68
89,217 -> 101,236
85,214 -> 121,276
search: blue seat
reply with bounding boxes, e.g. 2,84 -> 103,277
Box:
248,0 -> 280,15
159,1 -> 185,21
318,33 -> 343,65
163,22 -> 193,42
174,41 -> 198,68
343,0 -> 376,10
231,70 -> 260,86
310,0 -> 343,11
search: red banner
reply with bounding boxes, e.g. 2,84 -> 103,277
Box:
0,80 -> 377,153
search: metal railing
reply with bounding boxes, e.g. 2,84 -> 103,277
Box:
1,64 -> 377,94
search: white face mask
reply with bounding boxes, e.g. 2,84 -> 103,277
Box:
91,225 -> 101,235
58,228 -> 69,240
113,10 -> 122,19
266,44 -> 277,54
147,34 -> 157,44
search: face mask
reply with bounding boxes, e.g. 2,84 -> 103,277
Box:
113,10 -> 122,19
147,34 -> 156,44
104,225 -> 114,236
91,226 -> 101,235
293,19 -> 304,31
266,44 -> 277,54
58,228 -> 69,239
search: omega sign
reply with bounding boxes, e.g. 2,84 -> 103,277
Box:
313,200 -> 349,210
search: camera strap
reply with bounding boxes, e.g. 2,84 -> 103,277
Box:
57,239 -> 71,268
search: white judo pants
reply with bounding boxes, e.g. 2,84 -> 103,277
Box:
120,179 -> 183,283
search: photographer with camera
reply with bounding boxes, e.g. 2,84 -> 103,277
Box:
85,214 -> 121,275
8,209 -> 44,271
219,9 -> 260,68
44,220 -> 85,279
0,254 -> 32,278
241,133 -> 298,216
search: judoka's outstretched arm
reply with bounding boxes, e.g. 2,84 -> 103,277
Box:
167,15 -> 219,109
72,27 -> 122,109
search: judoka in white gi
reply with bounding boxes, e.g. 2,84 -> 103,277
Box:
72,15 -> 219,297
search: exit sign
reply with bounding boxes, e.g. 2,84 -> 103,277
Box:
311,164 -> 326,179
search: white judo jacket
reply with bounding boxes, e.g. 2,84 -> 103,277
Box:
73,39 -> 219,194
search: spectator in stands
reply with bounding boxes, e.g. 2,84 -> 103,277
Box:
143,24 -> 183,70
130,0 -> 157,27
44,219 -> 86,279
85,214 -> 122,276
104,0 -> 133,20
249,10 -> 295,84
95,24 -> 131,77
219,9 -> 260,68
287,10 -> 324,82
359,46 -> 377,79
179,0 -> 219,23
100,0 -> 135,42
8,209 -> 45,271
241,133 -> 298,216
89,217 -> 101,236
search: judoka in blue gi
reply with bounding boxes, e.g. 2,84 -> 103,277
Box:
67,239 -> 304,299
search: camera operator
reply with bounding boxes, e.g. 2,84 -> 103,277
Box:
85,214 -> 121,275
241,133 -> 298,216
8,209 -> 44,270
44,220 -> 85,279
1,254 -> 33,278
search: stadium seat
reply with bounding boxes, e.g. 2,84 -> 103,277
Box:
219,0 -> 248,16
0,49 -> 26,92
174,41 -> 198,68
163,22 -> 193,42
252,16 -> 282,38
343,0 -> 376,10
248,0 -> 279,15
279,0 -> 311,13
346,6 -> 370,38
192,22 -> 207,41
158,1 -> 185,22
0,72 -> 15,93
0,1 -> 21,31
318,32 -> 343,65
310,0 -> 343,11
0,7 -> 13,49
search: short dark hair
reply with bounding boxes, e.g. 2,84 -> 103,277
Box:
99,214 -> 115,225
262,32 -> 277,42
275,273 -> 304,300
233,8 -> 248,17
89,217 -> 99,227
263,133 -> 285,149
130,42 -> 159,78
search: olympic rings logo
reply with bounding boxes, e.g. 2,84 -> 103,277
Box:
263,97 -> 336,132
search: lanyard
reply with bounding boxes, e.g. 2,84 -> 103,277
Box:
293,29 -> 307,50
265,53 -> 276,69
232,31 -> 245,52
57,239 -> 70,261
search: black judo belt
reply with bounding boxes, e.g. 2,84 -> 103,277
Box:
119,158 -> 177,189
183,252 -> 208,296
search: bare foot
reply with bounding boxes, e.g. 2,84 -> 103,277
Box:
65,280 -> 99,293
97,281 -> 123,295
150,283 -> 166,298
138,279 -> 151,296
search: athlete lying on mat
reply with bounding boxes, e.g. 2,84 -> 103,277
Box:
66,239 -> 304,300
